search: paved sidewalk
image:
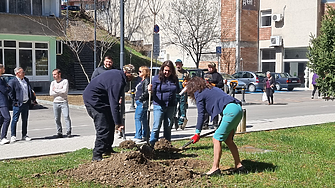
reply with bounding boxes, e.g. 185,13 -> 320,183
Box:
1,89 -> 335,161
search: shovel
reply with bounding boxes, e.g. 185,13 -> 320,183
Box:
179,130 -> 216,150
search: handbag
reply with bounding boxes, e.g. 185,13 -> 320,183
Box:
262,92 -> 268,102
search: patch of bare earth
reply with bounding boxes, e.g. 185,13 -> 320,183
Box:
58,139 -> 211,187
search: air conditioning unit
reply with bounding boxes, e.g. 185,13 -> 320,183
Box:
272,14 -> 283,22
270,36 -> 282,47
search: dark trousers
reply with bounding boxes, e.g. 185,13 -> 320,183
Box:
312,84 -> 320,97
85,105 -> 115,157
204,113 -> 220,127
0,106 -> 11,139
266,88 -> 274,104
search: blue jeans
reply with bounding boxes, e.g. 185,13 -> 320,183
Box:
53,102 -> 72,134
11,103 -> 29,137
149,105 -> 175,146
134,100 -> 148,139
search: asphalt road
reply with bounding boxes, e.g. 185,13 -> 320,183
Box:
11,88 -> 335,141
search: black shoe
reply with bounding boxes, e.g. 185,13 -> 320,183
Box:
66,133 -> 72,138
56,133 -> 63,138
92,156 -> 103,162
203,125 -> 209,130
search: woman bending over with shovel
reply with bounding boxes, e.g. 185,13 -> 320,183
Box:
186,76 -> 244,175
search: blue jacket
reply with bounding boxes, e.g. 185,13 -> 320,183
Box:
8,77 -> 35,107
0,77 -> 11,107
194,87 -> 241,130
152,75 -> 180,107
83,69 -> 126,125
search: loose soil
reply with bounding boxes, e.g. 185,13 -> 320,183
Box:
58,139 -> 211,187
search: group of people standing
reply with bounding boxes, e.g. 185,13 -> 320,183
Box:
83,58 -> 245,175
0,65 -> 72,145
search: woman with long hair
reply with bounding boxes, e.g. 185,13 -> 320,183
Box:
149,60 -> 179,147
133,66 -> 150,143
186,76 -> 244,175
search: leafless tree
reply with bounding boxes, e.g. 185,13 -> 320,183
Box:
160,0 -> 221,68
124,0 -> 149,41
23,15 -> 100,83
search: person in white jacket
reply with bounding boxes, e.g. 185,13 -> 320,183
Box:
50,69 -> 72,138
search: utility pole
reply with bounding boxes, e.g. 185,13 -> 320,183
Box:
236,0 -> 241,72
120,0 -> 126,140
94,0 -> 97,69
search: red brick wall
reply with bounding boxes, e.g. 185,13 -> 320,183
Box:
221,0 -> 236,41
241,47 -> 258,71
259,27 -> 271,40
241,9 -> 258,41
221,48 -> 237,74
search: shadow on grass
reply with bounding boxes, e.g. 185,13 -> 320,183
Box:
153,150 -> 198,160
241,159 -> 277,173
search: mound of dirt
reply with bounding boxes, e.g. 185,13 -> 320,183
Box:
119,140 -> 138,149
154,138 -> 180,152
60,151 -> 209,187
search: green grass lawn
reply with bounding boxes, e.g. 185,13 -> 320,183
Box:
1,123 -> 334,187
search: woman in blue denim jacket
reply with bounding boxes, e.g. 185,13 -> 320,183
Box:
149,60 -> 180,146
133,66 -> 150,143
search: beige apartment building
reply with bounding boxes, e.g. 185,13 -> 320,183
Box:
208,0 -> 334,87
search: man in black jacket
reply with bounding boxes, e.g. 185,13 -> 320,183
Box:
83,64 -> 137,162
204,62 -> 223,129
91,56 -> 115,79
8,67 -> 35,143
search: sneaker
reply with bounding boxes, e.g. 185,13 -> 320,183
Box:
180,118 -> 188,130
22,135 -> 32,141
66,132 -> 72,138
10,136 -> 17,143
311,96 -> 314,99
131,138 -> 143,143
0,138 -> 10,145
56,133 -> 63,138
318,96 -> 322,99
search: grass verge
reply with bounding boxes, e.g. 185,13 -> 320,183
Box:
1,123 -> 334,187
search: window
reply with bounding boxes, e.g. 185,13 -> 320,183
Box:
2,0 -> 42,15
261,10 -> 272,27
0,40 -> 49,77
284,48 -> 308,59
262,49 -> 276,60
0,0 -> 6,12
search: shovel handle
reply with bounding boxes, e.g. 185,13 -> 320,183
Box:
179,130 -> 216,150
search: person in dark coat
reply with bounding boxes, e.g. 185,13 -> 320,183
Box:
149,60 -> 180,147
311,73 -> 321,99
133,66 -> 150,143
83,64 -> 137,162
264,71 -> 275,105
204,62 -> 224,129
8,67 -> 36,143
185,76 -> 244,176
91,56 -> 115,79
0,64 -> 11,145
